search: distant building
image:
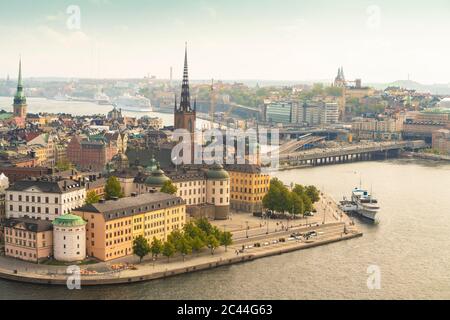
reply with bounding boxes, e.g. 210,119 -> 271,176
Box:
265,102 -> 292,124
351,118 -> 403,141
321,103 -> 339,124
432,129 -> 450,155
4,218 -> 53,263
402,111 -> 450,142
334,67 -> 346,87
66,132 -> 126,171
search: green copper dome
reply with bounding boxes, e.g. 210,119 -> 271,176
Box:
53,214 -> 87,227
206,163 -> 229,180
145,166 -> 171,186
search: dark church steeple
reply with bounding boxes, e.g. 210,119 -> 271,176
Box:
178,42 -> 192,112
174,43 -> 196,133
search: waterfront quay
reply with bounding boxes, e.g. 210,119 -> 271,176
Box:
0,194 -> 361,286
279,140 -> 427,168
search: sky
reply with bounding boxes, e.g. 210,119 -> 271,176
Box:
1,0 -> 450,84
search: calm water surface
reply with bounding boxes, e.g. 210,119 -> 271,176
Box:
0,98 -> 449,299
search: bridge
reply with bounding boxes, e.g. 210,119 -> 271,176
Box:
278,134 -> 326,154
278,140 -> 428,167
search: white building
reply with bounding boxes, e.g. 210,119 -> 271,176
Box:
6,177 -> 86,221
321,103 -> 339,124
52,214 -> 87,262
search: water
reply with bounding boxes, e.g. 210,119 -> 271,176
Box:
0,97 -> 449,299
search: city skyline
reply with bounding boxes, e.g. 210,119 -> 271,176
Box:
1,0 -> 450,84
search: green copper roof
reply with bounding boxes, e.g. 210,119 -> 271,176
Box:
145,166 -> 171,186
52,214 -> 87,227
206,163 -> 229,180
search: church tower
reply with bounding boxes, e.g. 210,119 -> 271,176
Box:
174,43 -> 196,134
13,58 -> 27,119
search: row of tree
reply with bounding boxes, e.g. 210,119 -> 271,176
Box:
262,178 -> 320,215
132,217 -> 233,263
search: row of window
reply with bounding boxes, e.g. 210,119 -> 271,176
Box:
8,194 -> 84,203
230,178 -> 270,185
4,229 -> 38,240
231,194 -> 264,202
231,187 -> 269,194
5,248 -> 37,259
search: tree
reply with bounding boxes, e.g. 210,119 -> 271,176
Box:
184,221 -> 207,242
289,192 -> 304,215
301,193 -> 313,213
195,217 -> 214,236
162,241 -> 176,262
85,190 -> 101,205
160,180 -> 177,195
150,237 -> 163,260
263,178 -> 291,213
132,235 -> 150,263
305,186 -> 320,203
292,184 -> 305,196
220,231 -> 233,252
190,236 -> 205,255
167,230 -> 184,247
105,176 -> 123,200
177,236 -> 192,261
206,235 -> 220,255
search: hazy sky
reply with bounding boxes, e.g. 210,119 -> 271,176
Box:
1,0 -> 450,84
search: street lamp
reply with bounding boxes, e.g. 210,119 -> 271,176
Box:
245,221 -> 249,238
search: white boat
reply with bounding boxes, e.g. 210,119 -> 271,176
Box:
95,92 -> 111,105
113,94 -> 152,112
53,93 -> 71,101
339,188 -> 380,222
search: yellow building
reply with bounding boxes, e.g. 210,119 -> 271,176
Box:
226,164 -> 270,213
73,192 -> 186,261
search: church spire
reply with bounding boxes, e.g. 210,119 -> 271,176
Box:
18,57 -> 23,88
14,57 -> 26,106
179,42 -> 191,112
13,57 -> 27,119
